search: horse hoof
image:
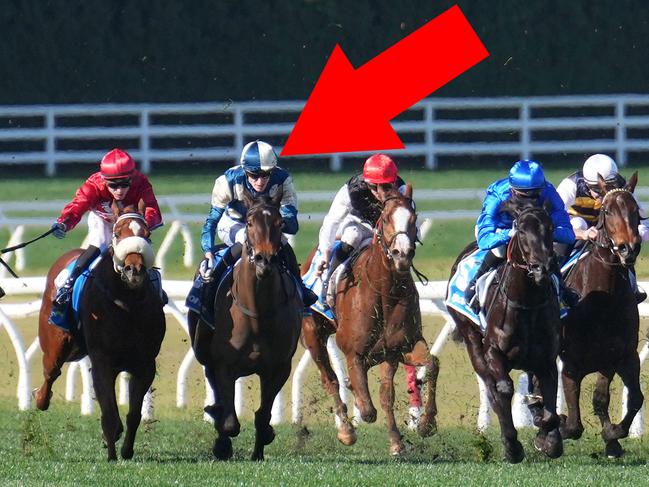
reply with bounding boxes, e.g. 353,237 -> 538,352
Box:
212,437 -> 233,460
33,388 -> 51,411
417,416 -> 437,438
121,446 -> 134,460
360,408 -> 377,424
605,440 -> 624,459
337,429 -> 357,446
559,415 -> 583,440
504,441 -> 525,464
541,430 -> 563,459
389,440 -> 406,456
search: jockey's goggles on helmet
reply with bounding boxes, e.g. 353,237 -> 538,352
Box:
246,170 -> 272,180
106,178 -> 131,189
511,187 -> 542,199
367,182 -> 393,193
587,178 -> 617,196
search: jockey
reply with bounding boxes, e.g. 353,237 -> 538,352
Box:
556,153 -> 648,302
51,148 -> 163,310
464,160 -> 578,309
314,154 -> 407,292
199,140 -> 317,307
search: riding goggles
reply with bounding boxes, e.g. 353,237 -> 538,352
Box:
106,178 -> 132,189
511,188 -> 542,199
246,170 -> 272,181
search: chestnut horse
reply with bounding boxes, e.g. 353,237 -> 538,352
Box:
559,173 -> 643,458
302,185 -> 439,455
35,201 -> 166,461
448,200 -> 563,463
189,189 -> 302,461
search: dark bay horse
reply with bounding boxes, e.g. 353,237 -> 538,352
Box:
302,185 -> 439,455
559,173 -> 643,458
35,201 -> 166,461
448,200 -> 563,463
190,188 -> 303,461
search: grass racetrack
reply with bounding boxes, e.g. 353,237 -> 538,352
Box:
2,168 -> 649,485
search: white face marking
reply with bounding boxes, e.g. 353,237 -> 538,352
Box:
391,207 -> 412,255
263,209 -> 271,216
128,220 -> 142,236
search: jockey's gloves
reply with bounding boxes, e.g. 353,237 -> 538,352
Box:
52,222 -> 67,239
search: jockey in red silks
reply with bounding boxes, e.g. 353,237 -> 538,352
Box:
50,148 -> 163,311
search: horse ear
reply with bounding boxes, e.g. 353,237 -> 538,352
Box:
625,171 -> 638,193
404,183 -> 413,199
111,200 -> 120,220
270,186 -> 283,207
241,186 -> 255,209
137,198 -> 146,216
597,173 -> 608,195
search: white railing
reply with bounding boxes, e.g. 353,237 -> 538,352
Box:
2,94 -> 649,174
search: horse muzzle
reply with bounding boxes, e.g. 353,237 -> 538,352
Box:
617,242 -> 641,267
253,253 -> 273,280
121,261 -> 147,289
527,263 -> 549,285
390,248 -> 414,274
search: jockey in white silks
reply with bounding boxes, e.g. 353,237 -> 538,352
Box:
199,139 -> 317,307
314,154 -> 409,296
556,153 -> 649,303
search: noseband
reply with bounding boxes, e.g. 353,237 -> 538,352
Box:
374,195 -> 416,261
593,188 -> 638,255
111,213 -> 154,273
506,209 -> 552,276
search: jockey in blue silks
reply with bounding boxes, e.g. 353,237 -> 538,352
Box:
199,139 -> 317,307
464,159 -> 578,310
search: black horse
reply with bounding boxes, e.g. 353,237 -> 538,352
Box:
559,173 -> 643,458
448,199 -> 563,463
36,202 -> 166,461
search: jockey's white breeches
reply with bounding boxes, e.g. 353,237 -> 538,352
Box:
217,213 -> 246,247
569,216 -> 589,232
339,214 -> 374,249
473,225 -> 506,258
85,211 -> 113,248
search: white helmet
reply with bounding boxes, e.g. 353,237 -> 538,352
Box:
583,154 -> 618,184
240,140 -> 278,173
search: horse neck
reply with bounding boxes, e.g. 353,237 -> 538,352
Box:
235,253 -> 281,313
583,243 -> 626,289
503,241 -> 543,300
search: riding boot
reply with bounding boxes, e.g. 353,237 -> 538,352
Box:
53,245 -> 101,309
321,242 -> 353,302
200,242 -> 243,325
464,251 -> 501,311
279,243 -> 318,307
550,258 -> 580,308
629,267 -> 647,304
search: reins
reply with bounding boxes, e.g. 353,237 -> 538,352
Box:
0,227 -> 56,278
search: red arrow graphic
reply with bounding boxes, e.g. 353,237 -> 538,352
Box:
281,5 -> 489,157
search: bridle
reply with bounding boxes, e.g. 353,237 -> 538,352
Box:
110,212 -> 154,275
589,188 -> 640,264
374,195 -> 417,260
505,207 -> 553,277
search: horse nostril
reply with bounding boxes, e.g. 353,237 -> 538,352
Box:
391,249 -> 400,258
254,254 -> 263,263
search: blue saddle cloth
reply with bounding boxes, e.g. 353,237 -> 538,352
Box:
185,247 -> 233,327
48,255 -> 102,332
445,248 -> 488,330
302,248 -> 335,321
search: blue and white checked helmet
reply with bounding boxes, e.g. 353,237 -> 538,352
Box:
240,140 -> 278,173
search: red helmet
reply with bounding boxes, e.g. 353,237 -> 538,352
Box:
363,154 -> 398,184
100,149 -> 136,179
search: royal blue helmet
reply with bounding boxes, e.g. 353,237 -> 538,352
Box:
240,140 -> 278,173
509,160 -> 545,190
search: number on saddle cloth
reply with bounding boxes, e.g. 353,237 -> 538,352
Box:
49,254 -> 103,332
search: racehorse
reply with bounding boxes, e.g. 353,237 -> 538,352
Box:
301,185 -> 439,455
35,201 -> 166,461
559,172 -> 643,458
189,188 -> 303,461
447,199 -> 563,463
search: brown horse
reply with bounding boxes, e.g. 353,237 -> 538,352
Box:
559,173 -> 643,458
189,189 -> 303,461
35,201 -> 166,461
448,200 -> 563,463
302,185 -> 439,455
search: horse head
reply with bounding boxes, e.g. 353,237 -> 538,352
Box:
241,187 -> 284,280
501,198 -> 555,285
110,199 -> 154,288
596,171 -> 641,266
376,184 -> 417,274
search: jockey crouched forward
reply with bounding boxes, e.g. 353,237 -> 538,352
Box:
314,154 -> 409,299
464,160 -> 578,312
50,148 -> 164,316
199,140 -> 317,312
557,153 -> 649,303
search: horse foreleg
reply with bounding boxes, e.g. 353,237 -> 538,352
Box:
346,354 -> 376,423
591,369 -> 625,458
560,365 -> 584,440
301,317 -> 356,445
251,361 -> 291,461
532,365 -> 563,459
120,364 -> 155,460
614,354 -> 644,440
403,340 -> 439,438
484,348 -> 523,464
35,329 -> 75,411
211,371 -> 235,461
378,360 -> 404,455
89,357 -> 121,461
